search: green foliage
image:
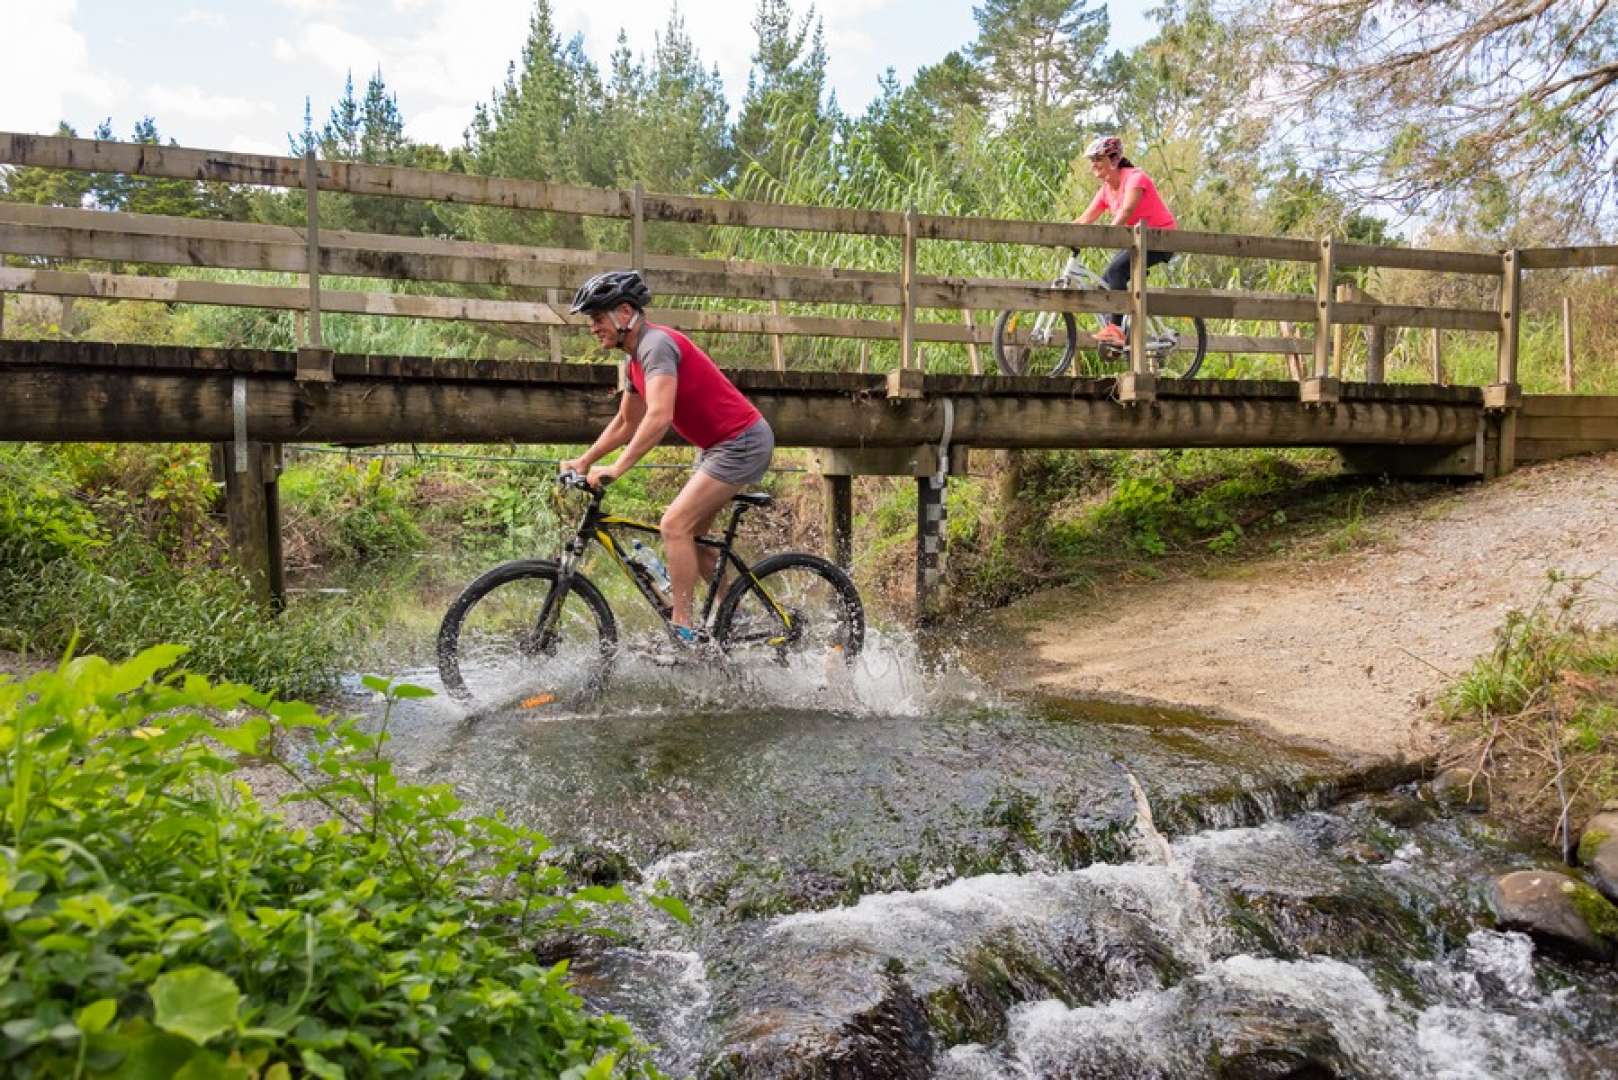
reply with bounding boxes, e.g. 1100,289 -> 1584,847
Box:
0,445 -> 351,700
281,457 -> 425,564
0,446 -> 105,567
55,443 -> 218,557
1441,575 -> 1618,836
0,651 -> 653,1078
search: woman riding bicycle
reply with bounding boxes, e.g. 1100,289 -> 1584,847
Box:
1073,135 -> 1177,348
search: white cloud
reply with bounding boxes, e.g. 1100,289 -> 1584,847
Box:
0,0 -> 129,134
275,0 -> 346,11
259,0 -> 906,150
178,8 -> 226,27
148,84 -> 275,121
229,135 -> 285,156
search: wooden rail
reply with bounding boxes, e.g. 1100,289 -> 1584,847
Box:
2,131 -> 1613,409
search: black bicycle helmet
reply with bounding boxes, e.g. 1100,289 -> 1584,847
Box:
569,269 -> 652,314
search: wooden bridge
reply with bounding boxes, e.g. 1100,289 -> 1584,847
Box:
2,132 -> 1616,612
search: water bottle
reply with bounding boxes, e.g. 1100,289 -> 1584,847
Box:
630,539 -> 672,595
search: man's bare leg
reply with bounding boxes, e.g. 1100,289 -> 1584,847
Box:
661,470 -> 743,630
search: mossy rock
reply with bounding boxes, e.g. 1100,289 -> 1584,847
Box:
1577,812 -> 1618,903
1491,869 -> 1618,961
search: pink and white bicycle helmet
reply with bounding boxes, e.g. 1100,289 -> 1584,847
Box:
1085,135 -> 1123,161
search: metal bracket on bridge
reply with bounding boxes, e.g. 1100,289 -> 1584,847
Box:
932,397 -> 955,489
232,376 -> 249,473
296,345 -> 335,383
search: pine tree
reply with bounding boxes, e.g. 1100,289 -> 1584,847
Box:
970,0 -> 1113,141
320,73 -> 363,162
733,0 -> 835,182
466,0 -> 603,247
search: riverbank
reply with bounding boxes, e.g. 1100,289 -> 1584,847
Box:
983,451 -> 1618,762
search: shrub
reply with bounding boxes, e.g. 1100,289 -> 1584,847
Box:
0,651 -> 660,1078
282,458 -> 425,565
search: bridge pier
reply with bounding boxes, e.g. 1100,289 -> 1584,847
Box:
814,446 -> 970,624
213,441 -> 284,610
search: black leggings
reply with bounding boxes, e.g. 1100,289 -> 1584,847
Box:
1100,248 -> 1174,327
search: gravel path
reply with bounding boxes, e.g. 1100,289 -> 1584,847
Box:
987,451 -> 1618,762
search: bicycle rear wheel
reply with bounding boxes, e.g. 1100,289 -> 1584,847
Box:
714,553 -> 864,671
993,309 -> 1078,376
1126,314 -> 1208,379
436,559 -> 617,709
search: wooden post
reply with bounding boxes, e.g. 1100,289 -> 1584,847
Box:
963,308 -> 982,375
1117,223 -> 1156,402
223,440 -> 283,609
1302,236 -> 1340,403
0,288 -> 6,340
630,182 -> 646,270
916,473 -> 945,624
899,207 -> 917,370
1496,248 -> 1520,386
858,340 -> 870,374
823,474 -> 852,570
1488,248 -> 1522,477
1429,328 -> 1443,385
294,309 -> 307,347
303,151 -> 322,348
1332,283 -> 1350,378
1365,296 -> 1386,384
770,299 -> 786,371
547,287 -> 564,363
1562,295 -> 1575,391
296,152 -> 335,382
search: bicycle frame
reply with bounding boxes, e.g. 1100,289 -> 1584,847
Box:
1020,253 -> 1180,361
536,475 -> 794,648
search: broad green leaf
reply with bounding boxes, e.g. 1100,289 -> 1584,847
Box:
75,997 -> 118,1035
151,966 -> 242,1045
648,892 -> 693,926
388,683 -> 435,700
300,1048 -> 348,1080
102,645 -> 189,696
359,675 -> 391,694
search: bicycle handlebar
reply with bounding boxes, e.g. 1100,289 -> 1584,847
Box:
558,470 -> 611,494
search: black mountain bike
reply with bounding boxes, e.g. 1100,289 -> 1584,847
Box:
993,249 -> 1208,378
436,472 -> 865,708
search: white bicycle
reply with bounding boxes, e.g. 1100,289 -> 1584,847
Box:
993,250 -> 1208,379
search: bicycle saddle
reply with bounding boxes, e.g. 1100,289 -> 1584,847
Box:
732,492 -> 773,507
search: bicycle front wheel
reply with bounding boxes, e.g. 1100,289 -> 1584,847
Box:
993,308 -> 1078,376
714,553 -> 865,671
436,559 -> 617,709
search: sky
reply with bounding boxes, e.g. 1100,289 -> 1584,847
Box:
2,0 -> 1158,156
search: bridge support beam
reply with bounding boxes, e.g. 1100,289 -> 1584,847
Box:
215,441 -> 284,610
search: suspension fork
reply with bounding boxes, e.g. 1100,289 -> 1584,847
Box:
532,494 -> 599,650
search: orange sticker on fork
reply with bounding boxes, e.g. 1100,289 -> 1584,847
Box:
521,693 -> 558,709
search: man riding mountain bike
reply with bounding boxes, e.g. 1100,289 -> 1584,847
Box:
558,269 -> 775,646
1073,135 -> 1178,348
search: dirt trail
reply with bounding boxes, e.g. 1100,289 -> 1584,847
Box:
986,451 -> 1618,761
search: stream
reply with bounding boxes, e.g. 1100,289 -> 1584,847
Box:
350,631 -> 1618,1078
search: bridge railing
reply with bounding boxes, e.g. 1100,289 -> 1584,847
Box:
1,131 -> 1612,396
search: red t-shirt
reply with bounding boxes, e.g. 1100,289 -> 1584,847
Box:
626,324 -> 762,450
1086,167 -> 1177,229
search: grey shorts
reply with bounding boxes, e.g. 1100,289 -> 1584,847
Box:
695,417 -> 774,485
